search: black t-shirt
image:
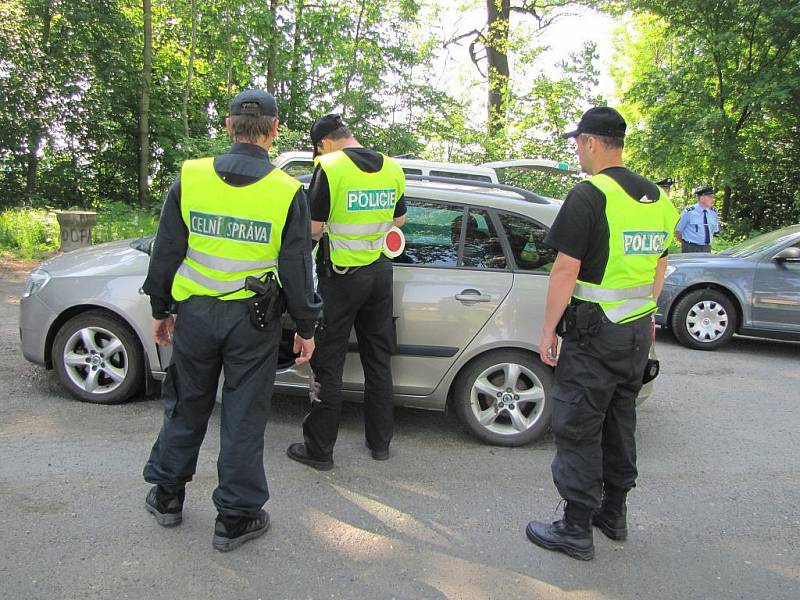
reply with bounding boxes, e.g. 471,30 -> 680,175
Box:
308,147 -> 407,221
544,166 -> 666,284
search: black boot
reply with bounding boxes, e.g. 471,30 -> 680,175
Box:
526,501 -> 595,561
145,485 -> 185,527
212,510 -> 270,552
592,485 -> 628,541
365,440 -> 389,461
286,442 -> 334,471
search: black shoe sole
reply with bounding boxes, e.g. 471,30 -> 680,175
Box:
213,519 -> 270,552
525,523 -> 595,561
145,501 -> 182,527
286,444 -> 333,471
592,515 -> 627,541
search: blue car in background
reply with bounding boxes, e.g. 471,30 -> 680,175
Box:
656,224 -> 800,349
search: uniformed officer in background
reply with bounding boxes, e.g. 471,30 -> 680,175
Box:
142,89 -> 321,551
526,107 -> 679,560
675,186 -> 720,253
286,114 -> 406,470
655,177 -> 674,196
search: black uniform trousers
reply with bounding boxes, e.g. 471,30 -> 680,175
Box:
143,295 -> 281,518
303,258 -> 394,459
550,313 -> 652,510
681,241 -> 711,253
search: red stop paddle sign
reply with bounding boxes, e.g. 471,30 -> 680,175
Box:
382,226 -> 405,258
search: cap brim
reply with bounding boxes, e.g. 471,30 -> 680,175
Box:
561,129 -> 580,139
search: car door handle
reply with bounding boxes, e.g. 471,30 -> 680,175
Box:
455,289 -> 492,303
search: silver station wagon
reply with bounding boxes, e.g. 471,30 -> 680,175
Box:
19,176 -> 654,446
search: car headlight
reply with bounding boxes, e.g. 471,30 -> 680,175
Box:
664,265 -> 676,279
22,268 -> 51,298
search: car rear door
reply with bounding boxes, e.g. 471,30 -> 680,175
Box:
751,238 -> 800,332
340,198 -> 513,396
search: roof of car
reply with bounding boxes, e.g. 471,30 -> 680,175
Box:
405,178 -> 561,224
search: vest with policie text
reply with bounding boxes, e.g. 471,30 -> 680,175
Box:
171,157 -> 300,302
572,173 -> 680,323
318,150 -> 405,267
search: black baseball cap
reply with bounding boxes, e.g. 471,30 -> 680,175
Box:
562,107 -> 627,139
230,89 -> 278,117
693,185 -> 716,196
310,114 -> 345,157
656,177 -> 674,187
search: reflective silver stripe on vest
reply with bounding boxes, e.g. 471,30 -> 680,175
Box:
329,237 -> 384,251
186,248 -> 277,272
573,282 -> 654,302
328,222 -> 392,236
601,298 -> 654,322
176,262 -> 247,293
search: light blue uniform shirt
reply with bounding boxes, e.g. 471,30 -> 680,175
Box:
675,203 -> 720,244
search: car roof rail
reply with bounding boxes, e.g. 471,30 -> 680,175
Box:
295,173 -> 553,205
403,174 -> 551,204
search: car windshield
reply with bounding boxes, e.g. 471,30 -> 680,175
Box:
719,226 -> 800,257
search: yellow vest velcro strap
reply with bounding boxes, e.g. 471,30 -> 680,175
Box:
328,222 -> 392,235
176,263 -> 247,293
573,282 -> 654,302
330,238 -> 384,251
603,299 -> 654,323
186,248 -> 277,272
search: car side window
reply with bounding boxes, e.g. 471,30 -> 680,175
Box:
281,160 -> 314,178
429,170 -> 493,183
394,199 -> 462,267
462,208 -> 507,269
402,168 -> 422,175
497,212 -> 557,272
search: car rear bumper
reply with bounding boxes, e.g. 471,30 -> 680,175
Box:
19,294 -> 57,366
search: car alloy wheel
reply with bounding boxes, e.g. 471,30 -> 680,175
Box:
52,310 -> 143,404
470,362 -> 546,436
62,326 -> 129,395
453,349 -> 553,446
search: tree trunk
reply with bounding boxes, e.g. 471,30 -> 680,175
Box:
25,1 -> 53,201
341,0 -> 367,119
486,0 -> 510,137
286,0 -> 305,128
225,0 -> 233,107
138,0 -> 153,209
266,0 -> 279,94
721,184 -> 732,223
181,0 -> 197,138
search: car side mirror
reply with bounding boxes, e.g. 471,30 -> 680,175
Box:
773,246 -> 800,262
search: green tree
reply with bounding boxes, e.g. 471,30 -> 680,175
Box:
611,1 -> 800,227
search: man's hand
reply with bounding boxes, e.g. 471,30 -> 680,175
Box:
152,316 -> 175,346
540,328 -> 559,367
293,333 -> 315,365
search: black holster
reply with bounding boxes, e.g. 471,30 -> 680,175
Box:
558,301 -> 603,341
245,273 -> 284,330
317,232 -> 334,279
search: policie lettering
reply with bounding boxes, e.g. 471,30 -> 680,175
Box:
622,230 -> 668,255
346,189 -> 396,212
189,211 -> 272,245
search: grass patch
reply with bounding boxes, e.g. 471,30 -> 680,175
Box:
0,209 -> 60,259
0,202 -> 158,258
92,202 -> 159,244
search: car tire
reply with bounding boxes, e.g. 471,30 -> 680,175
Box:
670,289 -> 737,350
52,310 -> 144,404
453,349 -> 553,447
